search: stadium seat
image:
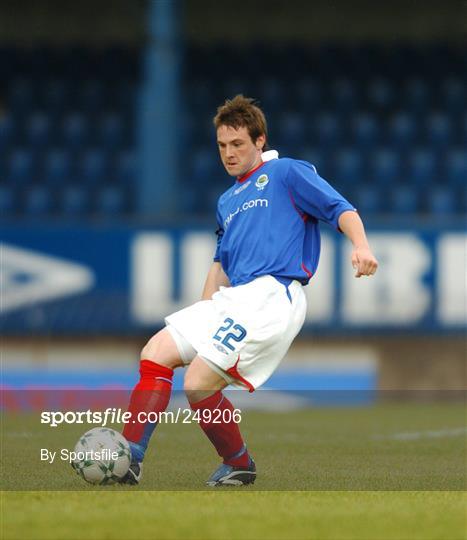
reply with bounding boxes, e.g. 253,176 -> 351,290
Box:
190,147 -> 218,185
0,184 -> 16,216
23,186 -> 54,216
314,112 -> 342,147
371,150 -> 402,185
26,112 -> 51,149
62,113 -> 89,150
79,80 -> 105,113
257,78 -> 284,110
95,185 -> 126,216
367,78 -> 394,109
115,150 -> 137,187
389,185 -> 419,215
403,78 -> 431,113
426,112 -> 452,148
426,187 -> 456,216
353,185 -> 384,216
334,148 -> 364,186
445,149 -> 467,187
441,77 -> 465,113
387,112 -> 418,148
294,79 -> 322,112
297,147 -> 327,175
408,149 -> 438,187
44,149 -> 72,185
280,112 -> 306,146
98,113 -> 124,150
81,149 -> 109,185
41,79 -> 69,115
8,149 -> 34,186
61,185 -> 91,216
350,113 -> 379,148
331,79 -> 358,112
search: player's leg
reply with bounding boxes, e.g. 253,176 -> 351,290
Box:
184,357 -> 256,486
120,328 -> 183,483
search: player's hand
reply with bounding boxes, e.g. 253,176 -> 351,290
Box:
351,246 -> 378,278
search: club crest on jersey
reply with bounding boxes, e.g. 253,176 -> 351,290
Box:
255,174 -> 269,190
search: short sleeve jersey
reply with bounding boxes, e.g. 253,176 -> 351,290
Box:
214,152 -> 356,286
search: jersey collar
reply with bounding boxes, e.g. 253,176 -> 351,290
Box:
236,150 -> 279,183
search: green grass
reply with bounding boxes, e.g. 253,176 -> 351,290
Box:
2,491 -> 466,540
1,402 -> 466,539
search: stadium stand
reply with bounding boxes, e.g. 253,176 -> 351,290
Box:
0,43 -> 465,218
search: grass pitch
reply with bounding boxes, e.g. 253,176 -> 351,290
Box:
1,401 -> 466,539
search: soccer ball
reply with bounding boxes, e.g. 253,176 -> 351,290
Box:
71,428 -> 131,485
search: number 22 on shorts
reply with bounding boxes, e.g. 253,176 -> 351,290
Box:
213,317 -> 247,351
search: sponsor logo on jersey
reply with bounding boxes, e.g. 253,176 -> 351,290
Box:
233,180 -> 251,195
224,198 -> 269,228
255,174 -> 269,190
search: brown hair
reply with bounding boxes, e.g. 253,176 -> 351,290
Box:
213,95 -> 268,149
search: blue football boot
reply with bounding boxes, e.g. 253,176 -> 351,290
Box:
206,458 -> 256,486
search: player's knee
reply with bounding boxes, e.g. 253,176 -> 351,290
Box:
140,329 -> 182,369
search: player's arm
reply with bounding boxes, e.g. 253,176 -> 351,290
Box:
201,262 -> 230,300
338,210 -> 378,278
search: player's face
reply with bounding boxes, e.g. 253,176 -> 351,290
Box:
217,125 -> 265,177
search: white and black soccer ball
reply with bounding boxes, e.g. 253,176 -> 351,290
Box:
71,428 -> 131,485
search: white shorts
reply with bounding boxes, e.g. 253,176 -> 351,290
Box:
165,275 -> 307,391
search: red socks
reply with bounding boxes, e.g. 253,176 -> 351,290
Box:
190,391 -> 250,467
122,360 -> 173,450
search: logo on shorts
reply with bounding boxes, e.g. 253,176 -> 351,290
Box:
255,174 -> 269,190
213,343 -> 228,354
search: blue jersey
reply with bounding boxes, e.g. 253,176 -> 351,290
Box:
214,152 -> 355,287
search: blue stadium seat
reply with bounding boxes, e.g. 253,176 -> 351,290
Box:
389,185 -> 419,215
115,150 -> 137,186
334,148 -> 364,185
81,149 -> 109,185
426,112 -> 452,148
294,79 -> 322,112
98,113 -> 124,150
8,149 -> 34,186
331,79 -> 358,112
367,78 -> 394,109
445,149 -> 466,187
26,112 -> 51,149
404,78 -> 431,112
353,185 -> 384,216
0,184 -> 16,216
441,77 -> 465,113
297,147 -> 327,175
280,112 -> 306,146
426,187 -> 456,216
79,80 -> 105,113
62,113 -> 89,150
95,185 -> 126,216
371,150 -> 402,185
23,186 -> 54,216
257,79 -> 284,110
44,149 -> 72,185
387,112 -> 417,148
190,147 -> 218,184
61,185 -> 91,216
350,113 -> 379,148
41,80 -> 69,115
408,149 -> 438,187
314,112 -> 341,147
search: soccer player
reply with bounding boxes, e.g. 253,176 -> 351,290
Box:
120,95 -> 378,486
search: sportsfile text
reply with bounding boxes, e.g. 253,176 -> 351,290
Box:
41,407 -> 242,427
